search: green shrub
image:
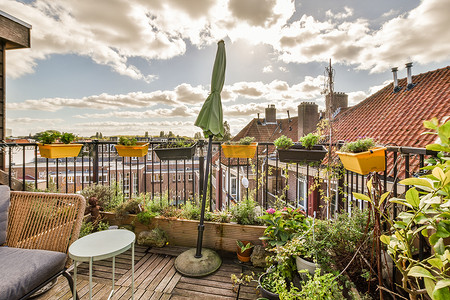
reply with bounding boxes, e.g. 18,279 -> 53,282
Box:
81,183 -> 123,211
79,221 -> 94,238
239,136 -> 255,145
180,200 -> 201,220
136,211 -> 157,226
340,138 -> 375,153
295,268 -> 344,299
60,132 -> 76,144
37,131 -> 61,144
230,196 -> 261,225
298,133 -> 320,149
118,136 -> 137,146
274,135 -> 294,150
115,198 -> 143,219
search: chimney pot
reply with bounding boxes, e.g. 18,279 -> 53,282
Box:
392,67 -> 400,92
405,62 -> 415,90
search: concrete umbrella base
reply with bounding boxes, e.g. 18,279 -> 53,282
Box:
174,248 -> 222,277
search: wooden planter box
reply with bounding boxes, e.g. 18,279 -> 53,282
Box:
154,143 -> 197,160
336,147 -> 386,175
38,143 -> 83,158
101,212 -> 265,252
114,143 -> 149,157
222,143 -> 258,159
278,144 -> 327,163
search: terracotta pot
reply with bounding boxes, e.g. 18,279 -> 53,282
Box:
236,240 -> 253,262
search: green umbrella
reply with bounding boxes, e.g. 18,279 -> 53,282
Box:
194,40 -> 226,138
175,40 -> 226,277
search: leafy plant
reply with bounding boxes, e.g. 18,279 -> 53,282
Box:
159,140 -> 194,149
299,133 -> 320,150
136,211 -> 157,226
294,268 -> 344,299
239,136 -> 255,145
118,136 -> 137,146
230,196 -> 261,225
353,118 -> 450,300
259,207 -> 308,247
60,132 -> 77,144
259,269 -> 287,294
231,272 -> 254,293
114,198 -> 143,219
274,135 -> 294,150
339,138 -> 375,153
81,183 -> 123,211
37,131 -> 61,144
180,200 -> 201,220
236,240 -> 254,253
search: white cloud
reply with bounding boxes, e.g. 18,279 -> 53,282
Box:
263,65 -> 273,73
325,7 -> 354,20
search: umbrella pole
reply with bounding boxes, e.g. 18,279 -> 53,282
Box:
195,135 -> 213,258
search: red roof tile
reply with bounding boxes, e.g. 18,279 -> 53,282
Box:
332,66 -> 450,147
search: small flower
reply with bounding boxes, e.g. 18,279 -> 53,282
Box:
266,208 -> 276,214
282,207 -> 288,211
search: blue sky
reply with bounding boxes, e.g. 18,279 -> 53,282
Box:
3,0 -> 450,137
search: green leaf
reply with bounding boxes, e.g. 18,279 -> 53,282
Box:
424,278 -> 435,299
380,235 -> 390,245
437,120 -> 450,143
390,199 -> 413,209
429,233 -> 440,245
424,196 -> 442,205
406,188 -> 420,208
379,192 -> 390,208
423,119 -> 439,130
428,258 -> 444,270
434,237 -> 445,255
352,192 -> 371,202
433,285 -> 450,300
427,144 -> 450,153
399,178 -> 433,189
408,266 -> 435,279
433,167 -> 446,183
436,222 -> 450,238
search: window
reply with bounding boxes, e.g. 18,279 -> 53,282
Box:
230,176 -> 237,200
188,173 -> 193,181
297,176 -> 307,210
326,181 -> 339,219
67,176 -> 74,183
133,175 -> 138,196
152,174 -> 162,182
39,171 -> 45,179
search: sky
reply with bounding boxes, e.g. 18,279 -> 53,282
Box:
3,0 -> 450,138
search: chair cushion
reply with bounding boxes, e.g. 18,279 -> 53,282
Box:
0,247 -> 67,300
0,185 -> 10,245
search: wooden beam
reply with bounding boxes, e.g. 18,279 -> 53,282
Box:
0,11 -> 31,49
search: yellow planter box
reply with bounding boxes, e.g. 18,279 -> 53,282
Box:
38,143 -> 83,159
115,143 -> 149,157
336,147 -> 387,175
222,143 -> 258,159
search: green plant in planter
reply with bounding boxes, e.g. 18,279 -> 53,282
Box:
339,137 -> 375,153
236,240 -> 254,253
239,136 -> 255,145
298,133 -> 320,150
118,136 -> 137,146
37,131 -> 61,144
136,211 -> 158,226
353,118 -> 450,300
274,135 -> 294,150
259,207 -> 308,247
230,196 -> 261,225
294,268 -> 344,299
60,132 -> 77,144
259,268 -> 287,295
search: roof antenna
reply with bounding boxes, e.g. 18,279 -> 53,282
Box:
287,110 -> 292,131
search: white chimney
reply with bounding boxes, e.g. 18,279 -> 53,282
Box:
406,62 -> 414,90
392,67 -> 400,92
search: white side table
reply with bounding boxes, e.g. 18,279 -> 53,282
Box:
69,229 -> 136,300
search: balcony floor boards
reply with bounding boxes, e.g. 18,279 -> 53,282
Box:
34,245 -> 259,300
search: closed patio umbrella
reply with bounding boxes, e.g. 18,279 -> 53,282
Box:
174,40 -> 225,277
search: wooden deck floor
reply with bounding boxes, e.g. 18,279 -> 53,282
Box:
34,246 -> 259,300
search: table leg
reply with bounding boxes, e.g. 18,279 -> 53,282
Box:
112,256 -> 115,292
73,261 -> 77,300
89,257 -> 93,299
132,242 -> 135,300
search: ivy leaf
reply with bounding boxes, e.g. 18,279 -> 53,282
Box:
399,178 -> 433,189
408,266 -> 435,279
406,188 -> 420,208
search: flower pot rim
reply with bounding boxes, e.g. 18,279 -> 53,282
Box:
336,146 -> 386,156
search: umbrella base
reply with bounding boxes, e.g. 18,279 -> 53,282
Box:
174,248 -> 222,277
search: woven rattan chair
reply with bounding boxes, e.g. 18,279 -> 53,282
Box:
0,190 -> 86,300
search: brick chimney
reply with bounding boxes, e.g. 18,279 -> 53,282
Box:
298,102 -> 319,139
265,104 -> 276,124
325,92 -> 348,116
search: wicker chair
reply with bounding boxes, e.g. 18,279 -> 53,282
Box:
0,189 -> 86,300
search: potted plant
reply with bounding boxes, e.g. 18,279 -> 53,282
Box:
275,134 -> 327,163
154,139 -> 197,160
115,137 -> 149,157
336,138 -> 386,175
258,269 -> 284,300
236,240 -> 254,262
222,136 -> 258,159
37,131 -> 83,158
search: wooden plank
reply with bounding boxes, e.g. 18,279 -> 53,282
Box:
117,252 -> 153,285
123,254 -> 160,286
172,287 -> 235,300
153,263 -> 177,292
175,281 -> 237,298
137,256 -> 173,289
162,272 -> 182,294
134,255 -> 167,287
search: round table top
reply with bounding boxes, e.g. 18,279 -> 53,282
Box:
69,229 -> 135,262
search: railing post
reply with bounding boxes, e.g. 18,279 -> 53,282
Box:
198,139 -> 205,200
93,140 -> 99,184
